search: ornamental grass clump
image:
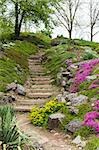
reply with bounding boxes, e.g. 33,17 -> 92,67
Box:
70,59 -> 99,93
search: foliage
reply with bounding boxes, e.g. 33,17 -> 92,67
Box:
30,99 -> 65,127
0,105 -> 28,149
85,136 -> 99,150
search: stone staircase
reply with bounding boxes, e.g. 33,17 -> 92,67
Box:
14,53 -> 56,112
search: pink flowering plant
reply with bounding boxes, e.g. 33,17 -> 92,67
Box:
70,59 -> 99,93
83,100 -> 99,136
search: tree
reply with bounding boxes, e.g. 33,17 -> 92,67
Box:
88,0 -> 99,41
0,0 -> 55,39
53,0 -> 81,39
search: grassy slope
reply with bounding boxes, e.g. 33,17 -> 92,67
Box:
0,41 -> 38,92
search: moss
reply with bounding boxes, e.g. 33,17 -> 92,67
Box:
85,136 -> 99,150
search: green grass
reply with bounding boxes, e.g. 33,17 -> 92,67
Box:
0,41 -> 38,92
85,136 -> 99,150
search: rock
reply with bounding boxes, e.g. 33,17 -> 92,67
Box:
66,102 -> 72,106
48,113 -> 65,129
51,39 -> 60,46
34,142 -> 44,150
0,92 -> 5,100
15,84 -> 26,96
96,147 -> 99,150
1,95 -> 16,104
6,82 -> 17,91
69,107 -> 79,115
70,94 -> 88,106
66,119 -> 82,133
57,94 -> 66,103
61,79 -> 67,87
72,136 -> 86,148
86,75 -> 97,81
72,135 -> 82,145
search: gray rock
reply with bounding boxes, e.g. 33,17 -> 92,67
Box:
70,94 -> 88,106
72,136 -> 86,147
1,95 -> 16,104
0,92 -> 5,100
15,84 -> 26,96
72,135 -> 82,145
6,82 -> 17,91
57,94 -> 66,103
61,79 -> 67,87
48,113 -> 65,129
66,119 -> 82,133
86,75 -> 97,81
69,107 -> 79,115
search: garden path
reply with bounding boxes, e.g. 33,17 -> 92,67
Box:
15,52 -> 78,150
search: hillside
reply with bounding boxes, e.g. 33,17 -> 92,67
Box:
0,33 -> 99,150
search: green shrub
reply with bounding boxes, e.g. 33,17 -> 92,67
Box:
30,99 -> 65,127
85,136 -> 99,150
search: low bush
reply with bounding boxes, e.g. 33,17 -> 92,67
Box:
30,99 -> 65,127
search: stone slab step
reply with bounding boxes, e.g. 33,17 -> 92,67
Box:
29,69 -> 44,73
31,77 -> 51,81
32,85 -> 52,89
30,89 -> 52,93
28,60 -> 41,63
14,105 -> 32,112
27,93 -> 52,98
31,80 -> 51,85
17,99 -> 48,105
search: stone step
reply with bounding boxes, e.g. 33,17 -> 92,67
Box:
31,80 -> 51,85
27,93 -> 52,98
29,56 -> 41,59
17,99 -> 48,105
14,105 -> 32,112
32,85 -> 52,89
30,89 -> 52,93
28,59 -> 41,63
29,69 -> 44,73
30,72 -> 46,76
31,77 -> 51,81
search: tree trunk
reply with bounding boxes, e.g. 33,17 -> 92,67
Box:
91,26 -> 93,41
18,11 -> 25,37
69,30 -> 72,39
15,2 -> 19,39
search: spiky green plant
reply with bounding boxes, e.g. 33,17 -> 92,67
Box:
0,105 -> 29,150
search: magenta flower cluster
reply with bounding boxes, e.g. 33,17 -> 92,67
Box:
70,59 -> 99,93
83,100 -> 99,135
94,100 -> 99,111
83,111 -> 99,132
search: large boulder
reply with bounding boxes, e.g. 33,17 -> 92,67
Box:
15,84 -> 26,96
66,119 -> 82,133
6,82 -> 26,96
69,94 -> 88,106
48,113 -> 65,129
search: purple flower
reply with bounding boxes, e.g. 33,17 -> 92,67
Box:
69,59 -> 99,93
